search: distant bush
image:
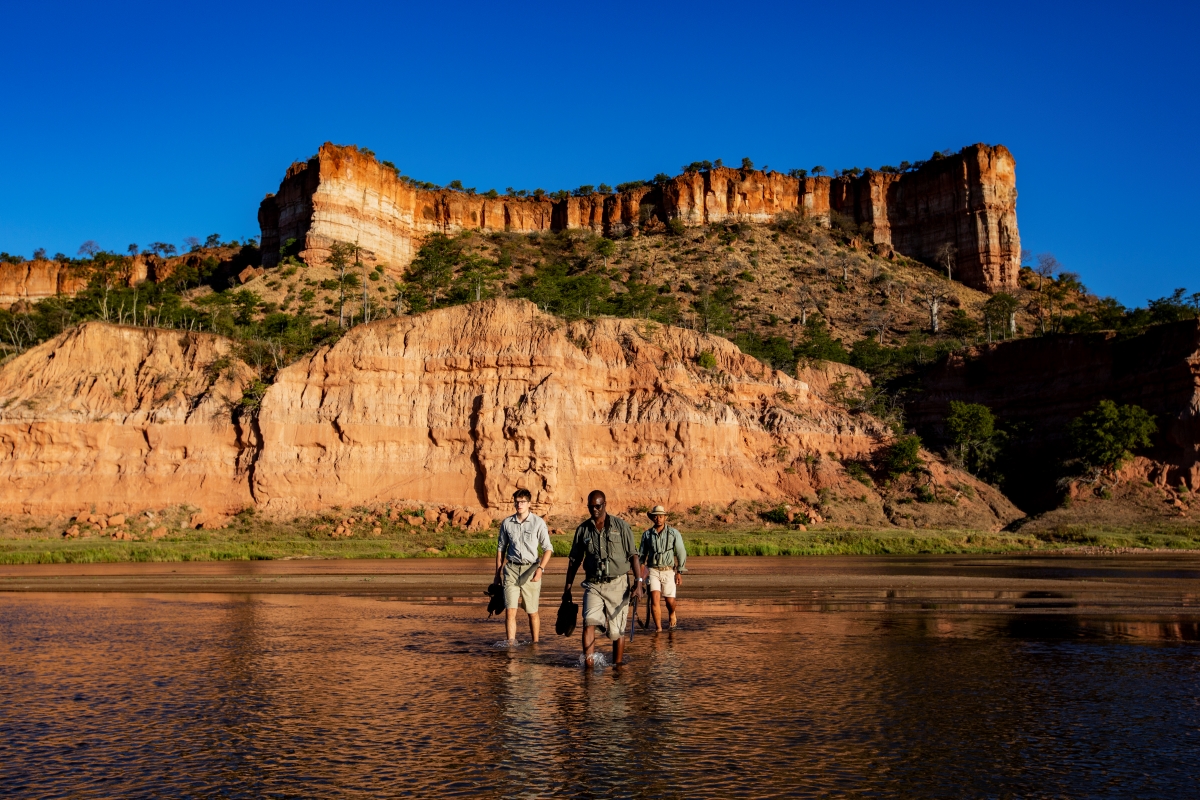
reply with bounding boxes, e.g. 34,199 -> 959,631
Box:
697,350 -> 718,369
1068,400 -> 1156,475
885,435 -> 924,478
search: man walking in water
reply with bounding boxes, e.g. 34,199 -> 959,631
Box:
639,505 -> 688,631
495,488 -> 553,643
563,490 -> 645,666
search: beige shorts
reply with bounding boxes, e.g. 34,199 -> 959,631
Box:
582,577 -> 631,641
647,567 -> 677,598
502,562 -> 542,612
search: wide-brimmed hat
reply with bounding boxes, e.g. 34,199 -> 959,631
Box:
647,505 -> 668,518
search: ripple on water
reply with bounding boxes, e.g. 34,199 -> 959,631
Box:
0,594 -> 1196,798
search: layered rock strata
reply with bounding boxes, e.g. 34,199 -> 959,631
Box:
0,260 -> 90,308
0,323 -> 257,514
0,301 -> 1018,528
260,143 -> 1019,291
908,319 -> 1200,508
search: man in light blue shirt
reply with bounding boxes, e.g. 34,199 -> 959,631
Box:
494,488 -> 553,643
639,505 -> 688,631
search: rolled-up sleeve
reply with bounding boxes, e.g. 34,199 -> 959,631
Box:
537,518 -> 553,555
673,529 -> 688,572
496,522 -> 509,555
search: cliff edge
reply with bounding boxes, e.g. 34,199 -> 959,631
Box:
259,143 -> 1019,292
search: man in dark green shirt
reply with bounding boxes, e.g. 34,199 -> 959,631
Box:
563,490 -> 645,667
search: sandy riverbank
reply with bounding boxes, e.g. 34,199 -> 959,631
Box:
2,555 -> 1198,615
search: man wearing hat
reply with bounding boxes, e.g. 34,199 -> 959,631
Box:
639,505 -> 688,631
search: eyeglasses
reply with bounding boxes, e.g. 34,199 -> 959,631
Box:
514,499 -> 530,505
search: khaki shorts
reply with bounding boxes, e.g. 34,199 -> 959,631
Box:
647,567 -> 677,598
582,577 -> 631,641
502,562 -> 542,612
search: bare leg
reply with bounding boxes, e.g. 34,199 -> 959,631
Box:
505,607 -> 518,641
665,597 -> 678,627
651,590 -> 663,631
528,611 -> 540,643
613,636 -> 626,665
582,624 -> 597,665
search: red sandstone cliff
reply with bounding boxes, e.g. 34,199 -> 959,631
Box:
260,143 -> 1020,291
0,260 -> 91,308
0,323 -> 258,514
0,300 -> 1018,528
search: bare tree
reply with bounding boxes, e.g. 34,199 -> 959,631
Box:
919,284 -> 950,334
78,240 -> 100,258
865,308 -> 894,344
327,241 -> 355,329
1033,253 -> 1061,334
795,286 -> 813,326
936,242 -> 957,282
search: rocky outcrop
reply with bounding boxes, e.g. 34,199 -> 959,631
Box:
0,260 -> 90,308
908,319 -> 1200,509
260,143 -> 1019,291
250,299 -> 887,516
0,323 -> 257,515
0,301 -> 1018,529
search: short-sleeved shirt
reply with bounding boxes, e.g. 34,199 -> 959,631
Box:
497,513 -> 552,564
569,515 -> 636,582
639,525 -> 688,572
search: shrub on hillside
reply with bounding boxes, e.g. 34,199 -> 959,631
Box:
1068,400 -> 1156,476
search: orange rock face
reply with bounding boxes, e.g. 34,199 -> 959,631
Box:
0,302 -> 1019,529
260,143 -> 1020,291
0,323 -> 257,515
249,299 -> 889,517
0,259 -> 90,308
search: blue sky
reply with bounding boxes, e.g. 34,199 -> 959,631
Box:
2,0 -> 1195,306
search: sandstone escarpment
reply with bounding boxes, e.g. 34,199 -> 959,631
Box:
249,299 -> 888,516
0,302 -> 1019,528
0,260 -> 90,308
0,323 -> 257,514
260,143 -> 1019,291
908,319 -> 1200,509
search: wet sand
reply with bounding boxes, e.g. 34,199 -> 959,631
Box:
2,554 -> 1197,614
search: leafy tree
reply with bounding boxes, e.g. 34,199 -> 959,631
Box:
33,248 -> 47,260
447,180 -> 464,191
885,435 -> 924,478
982,292 -> 1019,341
946,401 -> 999,475
740,157 -> 754,170
450,252 -> 505,303
690,284 -> 736,334
597,183 -> 613,194
327,241 -> 358,328
573,185 -> 594,196
595,237 -> 616,269
404,234 -> 459,308
944,308 -> 980,340
795,317 -> 849,363
1068,400 -> 1157,475
1146,288 -> 1200,324
811,165 -> 826,177
787,168 -> 808,179
127,244 -> 138,256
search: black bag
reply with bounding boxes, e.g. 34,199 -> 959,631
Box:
485,582 -> 505,617
555,590 -> 578,636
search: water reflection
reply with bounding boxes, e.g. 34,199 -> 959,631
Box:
0,593 -> 1196,798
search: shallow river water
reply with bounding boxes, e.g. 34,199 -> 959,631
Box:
1,556 -> 1198,798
